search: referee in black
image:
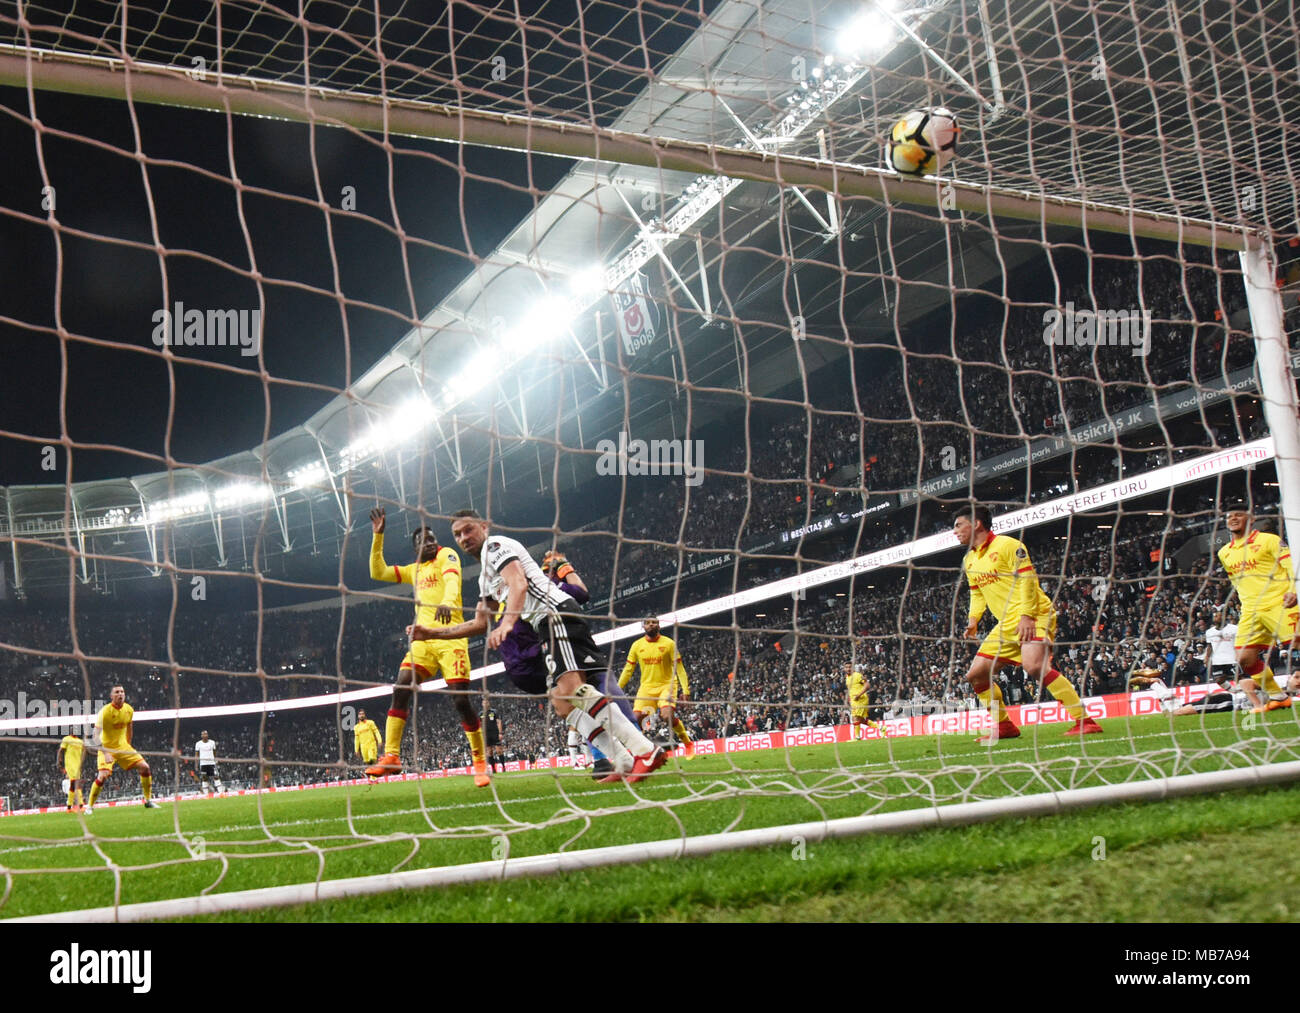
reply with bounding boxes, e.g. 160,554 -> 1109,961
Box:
482,704 -> 505,773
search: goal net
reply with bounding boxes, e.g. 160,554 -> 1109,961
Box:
1,0 -> 1299,920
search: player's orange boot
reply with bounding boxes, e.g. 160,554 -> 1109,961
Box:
683,740 -> 696,759
1065,717 -> 1104,735
472,758 -> 491,788
626,747 -> 666,784
975,719 -> 1021,744
1266,697 -> 1294,712
365,753 -> 402,777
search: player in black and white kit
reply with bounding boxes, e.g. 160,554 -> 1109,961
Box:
195,730 -> 223,793
1131,672 -> 1248,715
1203,611 -> 1239,685
446,510 -> 665,783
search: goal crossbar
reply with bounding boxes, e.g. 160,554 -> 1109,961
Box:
0,45 -> 1254,252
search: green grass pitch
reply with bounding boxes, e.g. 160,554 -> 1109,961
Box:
2,710 -> 1298,921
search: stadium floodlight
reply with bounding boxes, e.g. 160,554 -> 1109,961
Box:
567,265 -> 607,298
399,395 -> 438,429
511,295 -> 576,344
361,395 -> 440,453
287,461 -> 327,491
338,439 -> 372,473
836,6 -> 897,60
142,491 -> 209,525
98,506 -> 132,529
446,348 -> 497,399
212,482 -> 272,511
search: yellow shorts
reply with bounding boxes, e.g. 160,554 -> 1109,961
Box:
97,747 -> 145,773
850,706 -> 872,721
401,638 -> 470,685
1236,605 -> 1299,650
359,747 -> 379,764
634,680 -> 678,713
977,612 -> 1056,665
63,764 -> 83,781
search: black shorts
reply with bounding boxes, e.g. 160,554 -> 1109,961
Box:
1191,692 -> 1235,713
485,726 -> 501,747
537,612 -> 607,689
1211,664 -> 1237,683
199,763 -> 218,777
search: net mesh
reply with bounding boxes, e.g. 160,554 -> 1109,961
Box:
1,0 -> 1299,917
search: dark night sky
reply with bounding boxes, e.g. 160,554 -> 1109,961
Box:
0,82 -> 573,485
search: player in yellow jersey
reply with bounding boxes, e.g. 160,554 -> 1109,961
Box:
56,731 -> 85,812
353,708 -> 382,771
85,685 -> 159,813
619,618 -> 695,757
954,505 -> 1102,742
845,664 -> 881,739
364,507 -> 489,787
1215,502 -> 1298,713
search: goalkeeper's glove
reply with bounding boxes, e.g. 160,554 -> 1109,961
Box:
542,550 -> 574,581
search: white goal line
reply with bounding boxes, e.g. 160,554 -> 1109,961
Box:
0,437 -> 1273,734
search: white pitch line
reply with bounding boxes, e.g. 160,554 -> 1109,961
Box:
2,722 -> 1293,860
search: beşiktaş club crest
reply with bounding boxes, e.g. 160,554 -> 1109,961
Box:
612,271 -> 660,357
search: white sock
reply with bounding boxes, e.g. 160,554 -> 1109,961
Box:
566,727 -> 584,764
566,707 -> 632,771
606,699 -> 654,756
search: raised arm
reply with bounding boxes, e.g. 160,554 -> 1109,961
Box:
548,553 -> 590,604
368,507 -> 406,583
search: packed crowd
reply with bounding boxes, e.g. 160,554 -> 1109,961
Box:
561,252 -> 1253,589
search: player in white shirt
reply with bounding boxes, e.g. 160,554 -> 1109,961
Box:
446,509 -> 665,783
1203,612 -> 1240,685
195,731 -> 223,793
